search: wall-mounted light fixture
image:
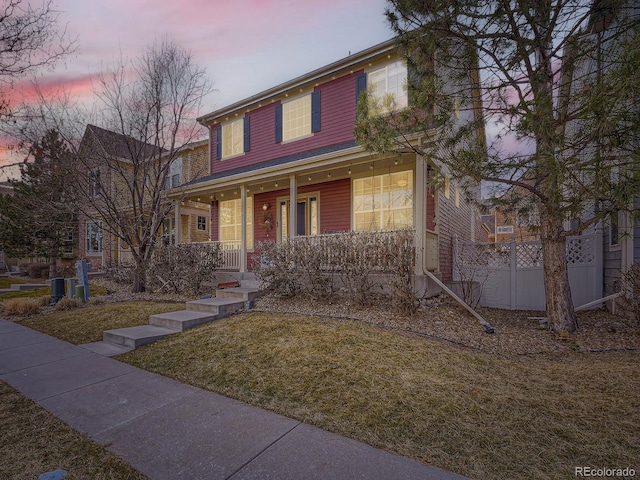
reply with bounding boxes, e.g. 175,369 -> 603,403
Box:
263,202 -> 270,211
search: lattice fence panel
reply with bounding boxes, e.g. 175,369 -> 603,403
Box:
566,236 -> 595,265
516,242 -> 543,268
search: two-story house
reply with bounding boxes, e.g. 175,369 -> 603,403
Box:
171,38 -> 485,286
77,125 -> 211,268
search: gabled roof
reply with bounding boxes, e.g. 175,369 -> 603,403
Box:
83,124 -> 162,161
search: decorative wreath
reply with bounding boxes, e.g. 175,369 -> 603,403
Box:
262,212 -> 273,232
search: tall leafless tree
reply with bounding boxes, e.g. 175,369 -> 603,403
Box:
75,38 -> 213,292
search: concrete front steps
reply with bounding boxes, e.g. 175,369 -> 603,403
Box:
80,285 -> 263,357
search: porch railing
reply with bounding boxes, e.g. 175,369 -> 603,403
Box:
191,240 -> 241,270
284,229 -> 416,273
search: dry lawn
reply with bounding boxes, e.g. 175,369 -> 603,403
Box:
0,381 -> 145,480
119,311 -> 640,480
0,277 -> 26,288
19,301 -> 184,344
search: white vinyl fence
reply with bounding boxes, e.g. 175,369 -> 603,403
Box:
453,229 -> 603,310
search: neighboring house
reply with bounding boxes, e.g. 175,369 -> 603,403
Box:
560,1 -> 640,298
77,125 -> 210,268
172,38 -> 485,285
483,189 -> 541,243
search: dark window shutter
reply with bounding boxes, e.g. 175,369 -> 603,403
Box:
311,90 -> 320,132
215,125 -> 222,159
275,104 -> 283,143
311,90 -> 321,133
243,116 -> 250,152
355,73 -> 367,104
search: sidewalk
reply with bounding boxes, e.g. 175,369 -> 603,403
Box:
0,319 -> 469,480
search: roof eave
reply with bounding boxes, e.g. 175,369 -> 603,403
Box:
197,37 -> 397,126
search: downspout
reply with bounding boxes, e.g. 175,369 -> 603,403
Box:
421,265 -> 495,334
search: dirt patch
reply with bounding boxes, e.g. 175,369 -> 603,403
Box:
255,293 -> 640,356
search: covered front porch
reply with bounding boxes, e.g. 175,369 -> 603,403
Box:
172,149 -> 440,275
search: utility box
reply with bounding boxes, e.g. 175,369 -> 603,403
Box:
50,278 -> 65,304
66,278 -> 77,299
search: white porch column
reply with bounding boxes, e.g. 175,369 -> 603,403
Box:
289,174 -> 297,238
240,184 -> 247,273
174,201 -> 182,244
415,155 -> 427,275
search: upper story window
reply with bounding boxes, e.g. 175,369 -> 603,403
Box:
222,118 -> 244,158
89,169 -> 101,197
165,158 -> 182,189
215,117 -> 250,160
283,94 -> 311,142
368,60 -> 408,113
275,90 -> 321,144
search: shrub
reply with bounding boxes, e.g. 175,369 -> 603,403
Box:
2,298 -> 44,316
255,229 -> 418,310
148,243 -> 224,294
619,263 -> 640,324
104,262 -> 136,284
54,297 -> 82,311
22,262 -> 50,279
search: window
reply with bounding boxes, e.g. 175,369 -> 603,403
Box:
165,158 -> 182,189
219,198 -> 253,249
89,169 -> 101,197
609,210 -> 620,247
197,216 -> 207,231
222,118 -> 244,158
62,228 -> 75,255
86,221 -> 102,254
353,170 -> 413,231
282,94 -> 311,142
368,60 -> 408,113
162,217 -> 175,245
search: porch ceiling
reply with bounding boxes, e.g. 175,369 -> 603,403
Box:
180,152 -> 417,204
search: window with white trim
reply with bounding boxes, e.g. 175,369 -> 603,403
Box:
197,215 -> 207,231
282,94 -> 311,142
165,158 -> 182,189
353,170 -> 413,231
609,210 -> 620,247
368,60 -> 408,113
219,198 -> 253,249
86,221 -> 102,254
222,118 -> 244,158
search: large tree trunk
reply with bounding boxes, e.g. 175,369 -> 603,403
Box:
539,211 -> 578,332
131,255 -> 147,293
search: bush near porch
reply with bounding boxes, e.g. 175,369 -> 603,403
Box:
254,229 -> 419,314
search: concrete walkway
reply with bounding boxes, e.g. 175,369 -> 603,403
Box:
0,319 -> 469,480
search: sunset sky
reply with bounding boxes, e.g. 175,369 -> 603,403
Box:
0,0 -> 393,179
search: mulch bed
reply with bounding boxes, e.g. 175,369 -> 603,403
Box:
255,293 -> 640,356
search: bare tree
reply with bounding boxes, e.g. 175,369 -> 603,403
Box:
74,38 -> 213,292
0,0 -> 75,107
355,0 -> 640,332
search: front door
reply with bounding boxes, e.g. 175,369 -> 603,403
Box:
279,195 -> 319,240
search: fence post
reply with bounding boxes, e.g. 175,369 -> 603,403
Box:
510,234 -> 517,310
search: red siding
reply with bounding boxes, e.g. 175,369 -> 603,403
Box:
247,178 -> 351,269
210,71 -> 362,175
